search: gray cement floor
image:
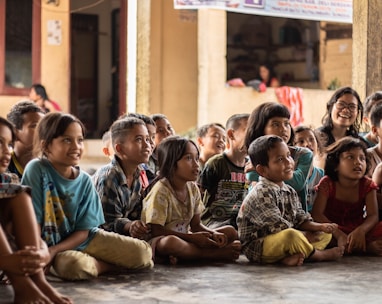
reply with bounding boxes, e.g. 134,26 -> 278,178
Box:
1,255 -> 381,304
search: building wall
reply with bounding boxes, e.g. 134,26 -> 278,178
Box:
149,0 -> 198,134
196,9 -> 337,133
0,1 -> 70,117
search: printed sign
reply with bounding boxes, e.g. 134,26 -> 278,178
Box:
174,0 -> 352,23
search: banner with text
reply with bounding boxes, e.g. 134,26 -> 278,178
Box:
174,0 -> 352,23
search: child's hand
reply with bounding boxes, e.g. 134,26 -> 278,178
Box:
6,247 -> 46,276
129,220 -> 151,239
211,232 -> 228,248
320,223 -> 338,233
191,231 -> 217,248
347,228 -> 366,253
244,161 -> 255,173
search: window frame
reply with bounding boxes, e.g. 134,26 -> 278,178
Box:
0,0 -> 41,95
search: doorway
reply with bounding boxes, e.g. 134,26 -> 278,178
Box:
70,13 -> 98,138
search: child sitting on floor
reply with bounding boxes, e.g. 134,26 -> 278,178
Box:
237,135 -> 344,266
21,113 -> 153,281
0,116 -> 71,303
199,114 -> 249,229
142,136 -> 241,264
93,117 -> 151,239
312,137 -> 382,256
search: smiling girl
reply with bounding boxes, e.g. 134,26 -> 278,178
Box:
316,86 -> 365,148
21,113 -> 153,281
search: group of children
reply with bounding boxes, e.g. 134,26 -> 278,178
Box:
3,85 -> 382,302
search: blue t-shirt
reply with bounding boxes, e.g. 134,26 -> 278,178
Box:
21,158 -> 105,250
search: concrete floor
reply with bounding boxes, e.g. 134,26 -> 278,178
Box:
1,255 -> 381,304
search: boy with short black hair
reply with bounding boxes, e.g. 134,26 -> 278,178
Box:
237,135 -> 344,266
92,117 -> 152,240
199,113 -> 249,230
6,100 -> 45,178
196,122 -> 226,170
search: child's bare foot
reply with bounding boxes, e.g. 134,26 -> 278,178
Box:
367,240 -> 382,256
32,273 -> 73,304
281,253 -> 305,266
11,275 -> 52,304
309,246 -> 344,262
168,255 -> 178,265
218,240 -> 241,261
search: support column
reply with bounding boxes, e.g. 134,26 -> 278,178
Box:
197,9 -> 226,126
135,0 -> 151,114
352,0 -> 382,101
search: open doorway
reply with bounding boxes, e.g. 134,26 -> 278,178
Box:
70,13 -> 98,138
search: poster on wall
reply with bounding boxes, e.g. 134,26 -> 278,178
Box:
173,0 -> 352,24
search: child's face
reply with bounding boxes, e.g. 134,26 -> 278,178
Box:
0,124 -> 13,174
294,129 -> 318,156
174,142 -> 200,182
16,112 -> 44,152
331,94 -> 359,129
198,126 -> 226,158
46,122 -> 84,167
264,117 -> 291,143
116,124 -> 151,166
259,141 -> 294,186
259,65 -> 270,82
337,147 -> 366,180
155,118 -> 175,147
146,124 -> 156,151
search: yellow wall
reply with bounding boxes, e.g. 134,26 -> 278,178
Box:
0,1 -> 70,118
196,9 -> 333,131
40,1 -> 70,113
149,0 -> 198,134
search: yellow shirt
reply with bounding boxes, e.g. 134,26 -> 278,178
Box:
142,178 -> 204,234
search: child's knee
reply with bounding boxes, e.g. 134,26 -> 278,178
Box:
52,250 -> 98,281
85,229 -> 153,269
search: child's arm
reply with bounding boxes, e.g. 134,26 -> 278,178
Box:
299,220 -> 337,234
150,223 -> 219,248
285,146 -> 313,192
310,191 -> 331,223
347,189 -> 379,253
46,229 -> 89,262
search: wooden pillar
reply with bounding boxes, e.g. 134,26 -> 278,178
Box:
352,0 -> 382,101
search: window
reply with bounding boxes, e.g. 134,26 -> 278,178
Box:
0,0 -> 41,95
